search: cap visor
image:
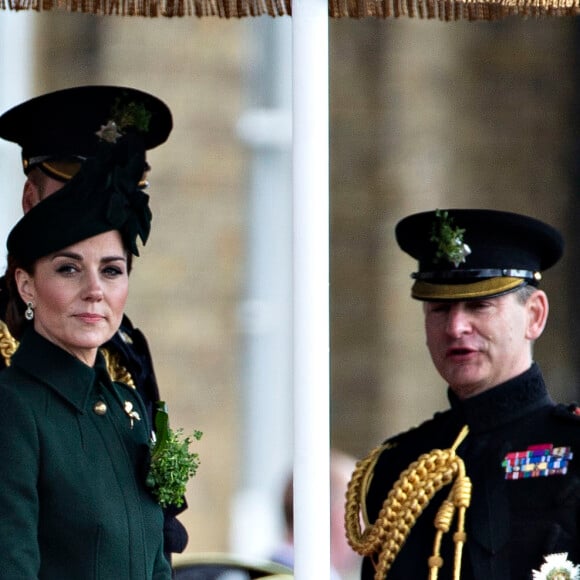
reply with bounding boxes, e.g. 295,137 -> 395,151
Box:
411,277 -> 526,301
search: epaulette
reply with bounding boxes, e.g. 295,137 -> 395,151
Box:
553,402 -> 580,422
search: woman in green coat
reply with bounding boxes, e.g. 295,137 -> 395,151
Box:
0,129 -> 172,579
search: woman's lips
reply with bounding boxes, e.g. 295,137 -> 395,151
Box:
75,313 -> 105,323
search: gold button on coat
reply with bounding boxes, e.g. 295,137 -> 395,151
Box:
93,401 -> 107,416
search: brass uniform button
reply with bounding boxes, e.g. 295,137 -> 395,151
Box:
93,401 -> 107,416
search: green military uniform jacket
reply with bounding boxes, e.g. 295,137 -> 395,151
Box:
362,363 -> 580,580
0,328 -> 172,580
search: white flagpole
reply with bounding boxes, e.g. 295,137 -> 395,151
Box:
292,1 -> 331,578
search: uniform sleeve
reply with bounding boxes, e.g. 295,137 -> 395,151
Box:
163,503 -> 189,554
0,383 -> 41,578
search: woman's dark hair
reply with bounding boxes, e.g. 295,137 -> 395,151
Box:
5,254 -> 34,341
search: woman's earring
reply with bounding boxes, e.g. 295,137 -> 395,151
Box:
25,302 -> 34,321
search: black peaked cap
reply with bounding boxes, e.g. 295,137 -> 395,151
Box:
0,85 -> 172,170
395,209 -> 564,301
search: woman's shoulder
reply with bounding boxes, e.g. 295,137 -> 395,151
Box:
0,366 -> 36,388
0,368 -> 45,436
0,365 -> 48,404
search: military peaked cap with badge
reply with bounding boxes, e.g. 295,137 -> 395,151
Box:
395,208 -> 564,301
0,85 -> 172,182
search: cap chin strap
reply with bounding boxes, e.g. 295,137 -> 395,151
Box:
345,426 -> 471,580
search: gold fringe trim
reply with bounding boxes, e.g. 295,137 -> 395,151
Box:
1,0 -> 579,19
329,0 -> 580,20
0,0 -> 292,17
345,426 -> 471,580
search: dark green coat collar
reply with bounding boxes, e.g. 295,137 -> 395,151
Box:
11,328 -> 103,414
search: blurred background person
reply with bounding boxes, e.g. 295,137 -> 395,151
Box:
271,449 -> 361,580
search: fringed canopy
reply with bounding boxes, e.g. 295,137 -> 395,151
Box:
1,0 -> 580,20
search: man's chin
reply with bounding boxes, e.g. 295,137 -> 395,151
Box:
444,367 -> 489,399
448,380 -> 491,400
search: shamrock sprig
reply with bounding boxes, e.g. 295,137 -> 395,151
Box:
147,402 -> 202,508
96,98 -> 152,144
111,98 -> 152,133
430,209 -> 471,267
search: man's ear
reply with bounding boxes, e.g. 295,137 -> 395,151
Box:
525,289 -> 549,341
22,179 -> 39,214
14,268 -> 35,305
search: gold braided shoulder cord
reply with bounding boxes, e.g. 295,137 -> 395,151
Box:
345,425 -> 471,580
0,320 -> 18,367
99,347 -> 136,389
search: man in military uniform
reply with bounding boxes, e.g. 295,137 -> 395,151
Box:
345,209 -> 580,579
0,85 -> 188,559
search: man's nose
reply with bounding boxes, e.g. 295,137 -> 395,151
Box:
445,306 -> 471,337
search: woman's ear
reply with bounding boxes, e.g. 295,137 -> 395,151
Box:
14,268 -> 35,305
525,289 -> 549,341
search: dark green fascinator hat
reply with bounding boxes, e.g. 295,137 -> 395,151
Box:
7,132 -> 152,263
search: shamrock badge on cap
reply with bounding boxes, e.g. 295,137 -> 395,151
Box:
430,209 -> 472,268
